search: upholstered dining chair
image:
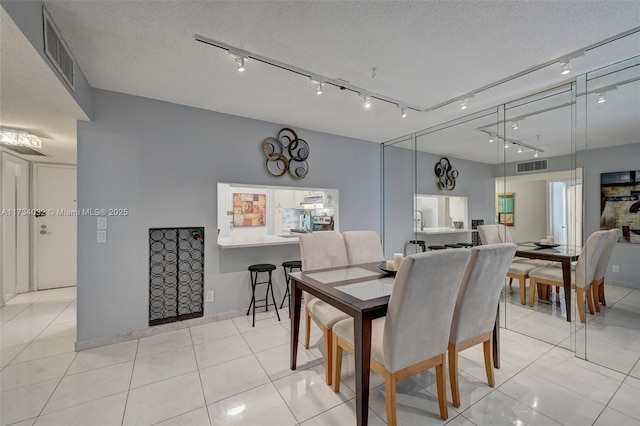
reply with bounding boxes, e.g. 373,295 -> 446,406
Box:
591,228 -> 621,311
331,249 -> 472,424
528,230 -> 609,322
343,230 -> 385,265
298,232 -> 350,385
448,243 -> 517,408
477,225 -> 548,305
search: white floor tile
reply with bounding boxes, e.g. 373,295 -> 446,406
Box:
206,383 -> 297,426
232,311 -> 282,333
0,352 -> 76,392
154,407 -> 210,425
33,323 -> 76,342
137,329 -> 193,359
0,379 -> 58,426
594,407 -> 640,426
193,334 -> 252,370
607,376 -> 640,421
11,335 -> 76,364
34,391 -> 127,426
42,361 -> 133,414
300,398 -> 386,426
123,371 -> 205,426
629,360 -> 640,379
131,346 -> 197,389
199,354 -> 271,404
0,343 -> 27,369
242,324 -> 290,353
255,342 -> 321,381
189,319 -> 239,345
461,390 -> 562,426
457,346 -> 522,387
337,353 -> 385,394
66,340 -> 137,375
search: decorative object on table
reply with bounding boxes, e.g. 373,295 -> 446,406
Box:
497,193 -> 515,226
471,219 -> 484,246
453,221 -> 463,229
434,157 -> 458,191
378,261 -> 397,276
600,170 -> 639,243
261,127 -> 310,180
232,193 -> 265,227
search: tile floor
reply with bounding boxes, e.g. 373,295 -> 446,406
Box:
2,286 -> 640,426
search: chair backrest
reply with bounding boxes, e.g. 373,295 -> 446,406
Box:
496,224 -> 515,243
343,230 -> 385,265
449,243 -> 517,345
477,225 -> 500,245
575,230 -> 609,288
593,229 -> 621,282
299,232 -> 349,272
382,249 -> 471,373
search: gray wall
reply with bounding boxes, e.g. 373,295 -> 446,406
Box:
502,180 -> 547,243
584,143 -> 640,287
77,89 -> 381,342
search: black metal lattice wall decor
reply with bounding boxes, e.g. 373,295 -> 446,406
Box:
261,127 -> 310,180
149,227 -> 204,326
434,157 -> 459,191
471,219 -> 484,246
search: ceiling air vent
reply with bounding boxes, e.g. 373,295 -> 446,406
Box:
43,7 -> 75,91
516,159 -> 548,174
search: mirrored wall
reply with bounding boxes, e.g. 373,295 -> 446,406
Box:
382,56 -> 640,361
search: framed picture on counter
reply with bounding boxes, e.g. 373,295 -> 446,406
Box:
498,193 -> 514,227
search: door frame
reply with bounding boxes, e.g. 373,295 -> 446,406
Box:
32,163 -> 77,291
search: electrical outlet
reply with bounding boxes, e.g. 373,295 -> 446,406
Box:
97,230 -> 107,243
206,291 -> 214,302
612,264 -> 620,273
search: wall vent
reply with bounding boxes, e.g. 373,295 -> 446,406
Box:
516,159 -> 548,174
43,7 -> 75,91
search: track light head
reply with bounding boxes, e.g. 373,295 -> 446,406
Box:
236,56 -> 246,72
401,108 -> 407,119
517,146 -> 523,153
488,135 -> 495,143
597,92 -> 606,104
316,82 -> 324,95
512,121 -> 519,130
363,96 -> 372,109
561,61 -> 571,75
460,98 -> 468,110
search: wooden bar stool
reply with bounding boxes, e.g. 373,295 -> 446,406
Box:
247,263 -> 280,327
280,260 -> 302,318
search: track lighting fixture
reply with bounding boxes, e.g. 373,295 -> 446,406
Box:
597,92 -> 606,104
236,56 -> 246,72
534,151 -> 539,158
401,108 -> 407,119
488,135 -> 495,143
512,121 -> 519,130
561,61 -> 571,75
517,146 -> 523,153
503,141 -> 509,149
460,98 -> 468,110
363,96 -> 372,109
316,82 -> 324,95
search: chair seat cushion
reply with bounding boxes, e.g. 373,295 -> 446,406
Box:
333,317 -> 386,366
550,261 -> 577,270
309,301 -> 350,328
529,266 -> 575,285
508,262 -> 539,275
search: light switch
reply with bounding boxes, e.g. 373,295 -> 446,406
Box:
97,230 -> 107,243
97,217 -> 107,230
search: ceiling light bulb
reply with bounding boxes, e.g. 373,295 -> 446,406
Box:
561,61 -> 571,75
512,121 -> 519,130
236,57 -> 245,72
597,93 -> 606,104
534,151 -> 539,158
488,135 -> 495,143
401,108 -> 407,119
517,146 -> 523,153
363,96 -> 372,109
460,99 -> 468,110
503,141 -> 509,149
316,82 -> 324,95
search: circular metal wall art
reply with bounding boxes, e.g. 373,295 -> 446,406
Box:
262,127 -> 309,179
434,157 -> 459,191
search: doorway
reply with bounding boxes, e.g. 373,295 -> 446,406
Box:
33,164 -> 77,290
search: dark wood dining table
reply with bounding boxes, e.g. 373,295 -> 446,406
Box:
288,262 -> 501,426
515,242 -> 581,322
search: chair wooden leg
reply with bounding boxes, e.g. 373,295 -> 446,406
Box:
384,373 -> 398,426
586,286 -> 595,315
576,288 -> 586,323
529,278 -> 537,306
509,277 -> 513,288
324,327 -> 333,385
304,310 -> 311,349
332,334 -> 343,392
519,277 -> 526,305
483,339 -> 495,387
447,343 -> 460,408
599,280 -> 607,306
592,281 -> 601,313
435,356 -> 449,420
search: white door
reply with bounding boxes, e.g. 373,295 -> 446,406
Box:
1,154 -> 30,303
35,165 -> 77,290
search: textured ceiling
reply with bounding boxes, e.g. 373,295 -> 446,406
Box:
2,1 -> 639,164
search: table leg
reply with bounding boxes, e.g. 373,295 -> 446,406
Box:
290,279 -> 302,370
354,313 -> 372,426
562,259 -> 572,322
492,304 -> 500,369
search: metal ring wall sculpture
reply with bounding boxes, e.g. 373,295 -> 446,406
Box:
262,128 -> 309,180
434,157 -> 459,191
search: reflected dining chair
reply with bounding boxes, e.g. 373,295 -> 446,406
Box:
591,228 -> 621,311
528,230 -> 609,322
448,243 -> 517,408
298,232 -> 350,385
331,249 -> 472,424
343,230 -> 385,265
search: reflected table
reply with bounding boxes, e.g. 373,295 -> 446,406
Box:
515,243 -> 581,322
289,262 -> 500,426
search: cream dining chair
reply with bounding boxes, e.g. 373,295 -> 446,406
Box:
448,243 -> 517,408
298,232 -> 350,385
528,230 -> 609,322
331,249 -> 472,424
343,230 -> 385,265
591,228 -> 620,311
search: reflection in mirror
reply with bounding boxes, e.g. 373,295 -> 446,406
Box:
582,57 -> 640,374
217,182 -> 339,240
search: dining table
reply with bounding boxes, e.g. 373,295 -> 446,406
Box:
288,261 -> 501,426
515,242 -> 581,322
